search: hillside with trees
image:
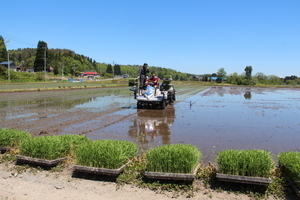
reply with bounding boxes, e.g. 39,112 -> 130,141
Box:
0,36 -> 299,85
2,39 -> 190,81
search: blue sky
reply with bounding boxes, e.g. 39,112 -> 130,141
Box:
1,0 -> 299,77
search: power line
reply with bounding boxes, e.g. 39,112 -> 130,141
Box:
0,31 -> 36,47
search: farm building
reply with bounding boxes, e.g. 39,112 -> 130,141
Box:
0,61 -> 20,71
81,71 -> 99,79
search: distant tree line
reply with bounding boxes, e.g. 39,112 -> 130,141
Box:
0,36 -> 299,84
0,39 -> 192,81
199,66 -> 299,86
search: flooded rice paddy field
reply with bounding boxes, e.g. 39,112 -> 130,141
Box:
0,86 -> 299,162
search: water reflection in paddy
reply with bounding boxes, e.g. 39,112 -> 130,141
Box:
1,86 -> 299,161
170,87 -> 300,160
84,87 -> 300,161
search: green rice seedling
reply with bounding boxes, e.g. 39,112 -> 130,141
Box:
163,75 -> 172,79
20,135 -> 70,160
0,128 -> 32,147
75,139 -> 138,169
217,149 -> 274,178
278,151 -> 300,188
146,144 -> 201,173
128,78 -> 138,87
57,134 -> 90,155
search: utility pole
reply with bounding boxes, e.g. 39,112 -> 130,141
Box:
72,64 -> 76,78
62,62 -> 64,79
112,61 -> 115,79
7,52 -> 10,81
5,40 -> 10,81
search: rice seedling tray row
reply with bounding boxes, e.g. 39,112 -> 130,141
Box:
216,173 -> 272,186
144,164 -> 200,181
16,155 -> 67,167
73,160 -> 132,176
283,173 -> 300,198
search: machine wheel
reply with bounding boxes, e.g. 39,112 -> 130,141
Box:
137,102 -> 142,109
161,100 -> 166,109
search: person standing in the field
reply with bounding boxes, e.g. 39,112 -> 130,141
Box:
137,63 -> 149,89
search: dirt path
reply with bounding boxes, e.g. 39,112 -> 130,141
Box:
0,162 -> 260,200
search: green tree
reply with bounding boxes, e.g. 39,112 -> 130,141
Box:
114,64 -> 121,75
254,72 -> 268,84
0,36 -> 8,62
0,65 -> 7,76
268,75 -> 283,85
106,64 -> 113,74
227,73 -> 245,85
217,68 -> 227,78
96,63 -> 108,76
244,66 -> 254,85
34,41 -> 48,72
244,66 -> 253,80
284,75 -> 298,83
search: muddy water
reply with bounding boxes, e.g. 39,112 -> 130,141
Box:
170,87 -> 300,162
0,86 -> 299,162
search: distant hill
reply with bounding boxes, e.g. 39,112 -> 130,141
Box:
7,48 -> 192,80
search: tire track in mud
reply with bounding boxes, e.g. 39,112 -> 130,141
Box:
79,109 -> 147,135
1,107 -> 139,136
1,86 -> 208,136
75,87 -> 209,135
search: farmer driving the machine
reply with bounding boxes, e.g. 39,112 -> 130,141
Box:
146,72 -> 160,88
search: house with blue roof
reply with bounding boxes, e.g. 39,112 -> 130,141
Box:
0,61 -> 19,71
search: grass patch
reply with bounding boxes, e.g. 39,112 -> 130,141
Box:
0,128 -> 32,148
216,149 -> 274,178
278,151 -> 300,188
75,139 -> 138,169
146,144 -> 201,173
